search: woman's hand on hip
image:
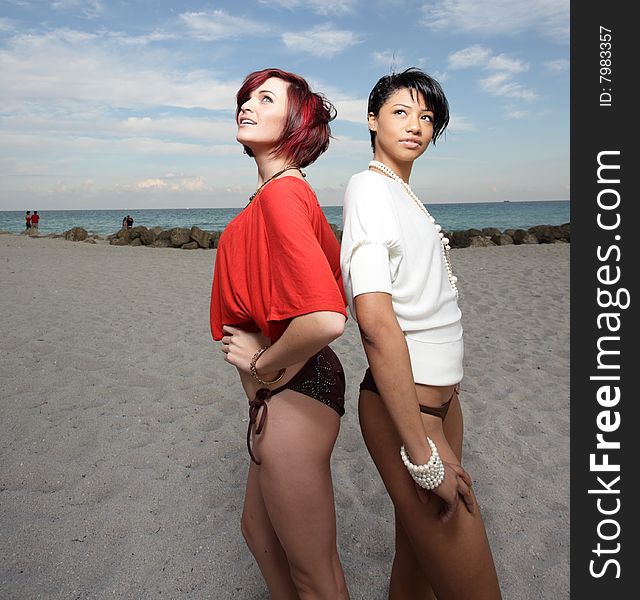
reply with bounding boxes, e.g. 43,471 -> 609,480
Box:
220,325 -> 270,374
416,461 -> 475,523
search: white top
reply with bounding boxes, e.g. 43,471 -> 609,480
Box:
340,169 -> 463,385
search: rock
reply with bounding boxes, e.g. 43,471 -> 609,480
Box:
181,241 -> 199,250
491,233 -> 514,246
481,227 -> 502,237
130,237 -> 143,246
20,228 -> 41,237
511,229 -> 528,244
127,225 -> 148,240
63,227 -> 89,241
190,226 -> 213,249
512,229 -> 539,244
528,224 -> 559,244
151,238 -> 171,248
169,227 -> 192,248
110,237 -> 128,246
451,228 -> 482,248
84,238 -> 96,244
140,228 -> 157,245
468,235 -> 495,247
113,228 -> 133,244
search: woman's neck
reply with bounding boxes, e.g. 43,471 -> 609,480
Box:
371,151 -> 413,183
253,153 -> 295,186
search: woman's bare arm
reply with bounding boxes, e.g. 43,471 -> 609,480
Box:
354,291 -> 473,520
222,311 -> 345,378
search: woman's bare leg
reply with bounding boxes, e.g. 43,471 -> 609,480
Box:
359,388 -> 501,600
389,507 -> 436,600
241,462 -> 300,599
387,391 -> 464,600
247,389 -> 349,600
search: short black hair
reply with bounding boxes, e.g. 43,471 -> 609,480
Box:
367,67 -> 450,150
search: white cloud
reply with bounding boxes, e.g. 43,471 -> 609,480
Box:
448,46 -> 535,103
0,18 -> 15,31
545,59 -> 570,73
421,0 -> 569,42
282,24 -> 362,58
106,31 -> 178,46
448,45 -> 492,69
179,10 -> 266,41
372,49 -> 406,70
308,80 -> 367,123
479,73 -> 537,101
486,54 -> 528,74
122,117 -> 236,142
332,98 -> 368,123
505,108 -> 529,119
258,0 -> 359,16
134,175 -> 206,193
448,114 -> 474,133
0,29 -> 241,111
52,0 -> 104,18
431,70 -> 448,83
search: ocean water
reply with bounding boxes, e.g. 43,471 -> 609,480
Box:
0,201 -> 569,237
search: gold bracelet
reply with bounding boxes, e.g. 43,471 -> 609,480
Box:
249,347 -> 286,386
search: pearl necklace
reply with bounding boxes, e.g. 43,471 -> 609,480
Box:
369,160 -> 458,298
246,165 -> 304,207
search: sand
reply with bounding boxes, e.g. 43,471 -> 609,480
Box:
0,234 -> 569,599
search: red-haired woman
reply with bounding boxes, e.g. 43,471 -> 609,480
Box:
210,69 -> 350,599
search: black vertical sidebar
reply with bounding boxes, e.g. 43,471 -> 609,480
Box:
570,2 -> 636,598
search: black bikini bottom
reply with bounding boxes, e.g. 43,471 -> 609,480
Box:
247,346 -> 345,464
359,368 -> 456,420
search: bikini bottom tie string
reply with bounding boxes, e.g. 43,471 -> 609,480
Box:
247,387 -> 273,465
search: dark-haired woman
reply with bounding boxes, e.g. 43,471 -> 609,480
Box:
210,69 -> 350,599
341,68 -> 501,599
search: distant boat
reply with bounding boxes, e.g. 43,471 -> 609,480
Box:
503,200 -> 510,203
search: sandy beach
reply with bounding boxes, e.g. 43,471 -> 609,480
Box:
0,234 -> 569,600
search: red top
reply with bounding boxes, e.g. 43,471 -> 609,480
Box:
210,177 -> 347,342
31,213 -> 39,224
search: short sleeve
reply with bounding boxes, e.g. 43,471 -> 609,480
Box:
259,179 -> 347,324
340,172 -> 402,303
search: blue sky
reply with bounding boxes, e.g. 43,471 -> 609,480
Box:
0,0 -> 569,210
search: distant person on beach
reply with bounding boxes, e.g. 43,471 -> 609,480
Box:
340,68 -> 502,599
31,211 -> 40,229
210,68 -> 349,598
126,215 -> 133,228
25,211 -> 31,229
122,216 -> 128,229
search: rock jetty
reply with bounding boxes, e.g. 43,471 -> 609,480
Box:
28,222 -> 570,250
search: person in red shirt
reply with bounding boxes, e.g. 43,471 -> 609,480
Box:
210,69 -> 349,599
25,211 -> 31,229
30,211 -> 40,229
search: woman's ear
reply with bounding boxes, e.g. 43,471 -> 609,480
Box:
367,112 -> 377,131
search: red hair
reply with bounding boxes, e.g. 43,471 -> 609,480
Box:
236,68 -> 336,168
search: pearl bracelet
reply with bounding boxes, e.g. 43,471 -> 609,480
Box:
400,437 -> 445,490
